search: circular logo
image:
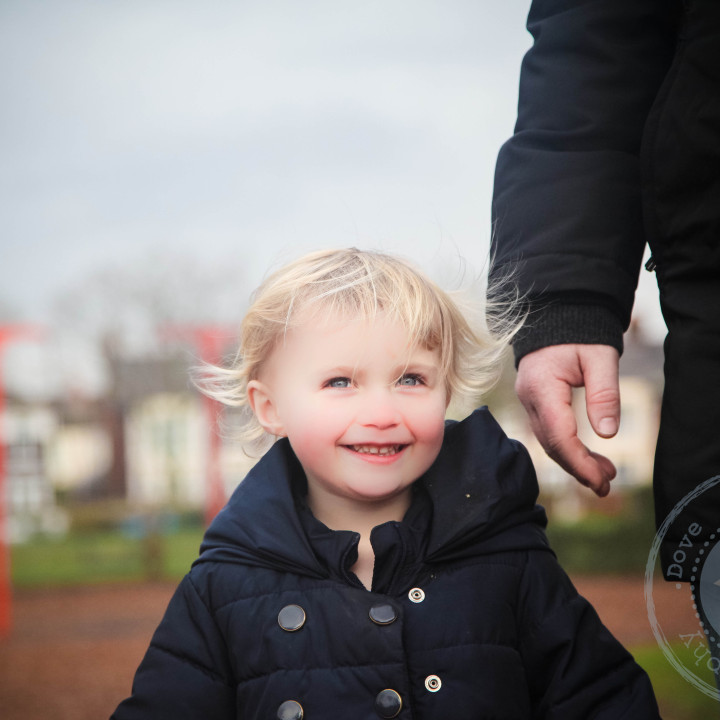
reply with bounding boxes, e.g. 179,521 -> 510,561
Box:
645,475 -> 720,699
698,541 -> 720,645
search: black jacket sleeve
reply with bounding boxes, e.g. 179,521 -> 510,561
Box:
110,575 -> 235,720
489,0 -> 678,363
517,551 -> 661,719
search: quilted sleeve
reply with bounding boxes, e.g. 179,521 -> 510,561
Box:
517,551 -> 661,719
110,574 -> 235,720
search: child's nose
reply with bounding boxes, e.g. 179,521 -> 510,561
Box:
357,389 -> 401,429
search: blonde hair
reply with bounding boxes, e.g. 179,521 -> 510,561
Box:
195,248 -> 521,445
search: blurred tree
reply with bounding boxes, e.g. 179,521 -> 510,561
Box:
52,249 -> 246,360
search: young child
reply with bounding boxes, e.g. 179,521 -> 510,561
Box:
112,248 -> 660,719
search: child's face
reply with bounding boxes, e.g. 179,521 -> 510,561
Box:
248,312 -> 448,513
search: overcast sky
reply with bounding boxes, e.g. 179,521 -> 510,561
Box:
0,1 -> 665,394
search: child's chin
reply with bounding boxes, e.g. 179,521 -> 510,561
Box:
349,481 -> 412,503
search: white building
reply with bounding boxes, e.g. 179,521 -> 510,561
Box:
2,399 -> 69,542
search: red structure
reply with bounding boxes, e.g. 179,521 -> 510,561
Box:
0,325 -> 41,638
166,326 -> 234,526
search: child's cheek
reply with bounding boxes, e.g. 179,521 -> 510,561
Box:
415,398 -> 449,444
285,423 -> 332,470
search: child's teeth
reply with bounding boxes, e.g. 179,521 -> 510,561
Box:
353,445 -> 399,455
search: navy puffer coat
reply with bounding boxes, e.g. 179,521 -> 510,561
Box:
111,409 -> 660,719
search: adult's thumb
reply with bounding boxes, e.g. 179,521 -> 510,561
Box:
581,345 -> 621,438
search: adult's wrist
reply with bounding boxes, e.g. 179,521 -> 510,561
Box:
513,304 -> 624,367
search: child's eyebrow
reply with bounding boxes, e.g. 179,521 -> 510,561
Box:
396,362 -> 440,379
400,361 -> 435,371
318,365 -> 358,378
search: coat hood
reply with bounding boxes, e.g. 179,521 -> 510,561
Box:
195,408 -> 550,578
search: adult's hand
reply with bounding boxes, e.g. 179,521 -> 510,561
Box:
516,344 -> 620,497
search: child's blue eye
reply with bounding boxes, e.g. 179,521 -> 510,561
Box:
398,374 -> 423,386
326,377 -> 351,388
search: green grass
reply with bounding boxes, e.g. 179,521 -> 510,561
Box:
11,527 -> 205,588
544,488 -> 658,575
9,488 -> 657,585
633,644 -> 720,720
546,519 -> 656,574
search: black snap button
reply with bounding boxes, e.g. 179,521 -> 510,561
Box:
375,688 -> 402,718
369,603 -> 397,625
277,700 -> 303,720
278,604 -> 306,632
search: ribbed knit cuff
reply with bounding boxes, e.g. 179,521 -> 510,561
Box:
512,304 -> 624,367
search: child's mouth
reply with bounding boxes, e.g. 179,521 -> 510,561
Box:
347,444 -> 405,456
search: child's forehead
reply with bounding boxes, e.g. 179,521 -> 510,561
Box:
269,308 -> 436,363
285,306 -> 418,342
281,309 -> 392,346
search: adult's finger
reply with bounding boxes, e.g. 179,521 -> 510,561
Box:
516,345 -> 617,496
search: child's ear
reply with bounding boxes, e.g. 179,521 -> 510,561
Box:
247,380 -> 286,437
